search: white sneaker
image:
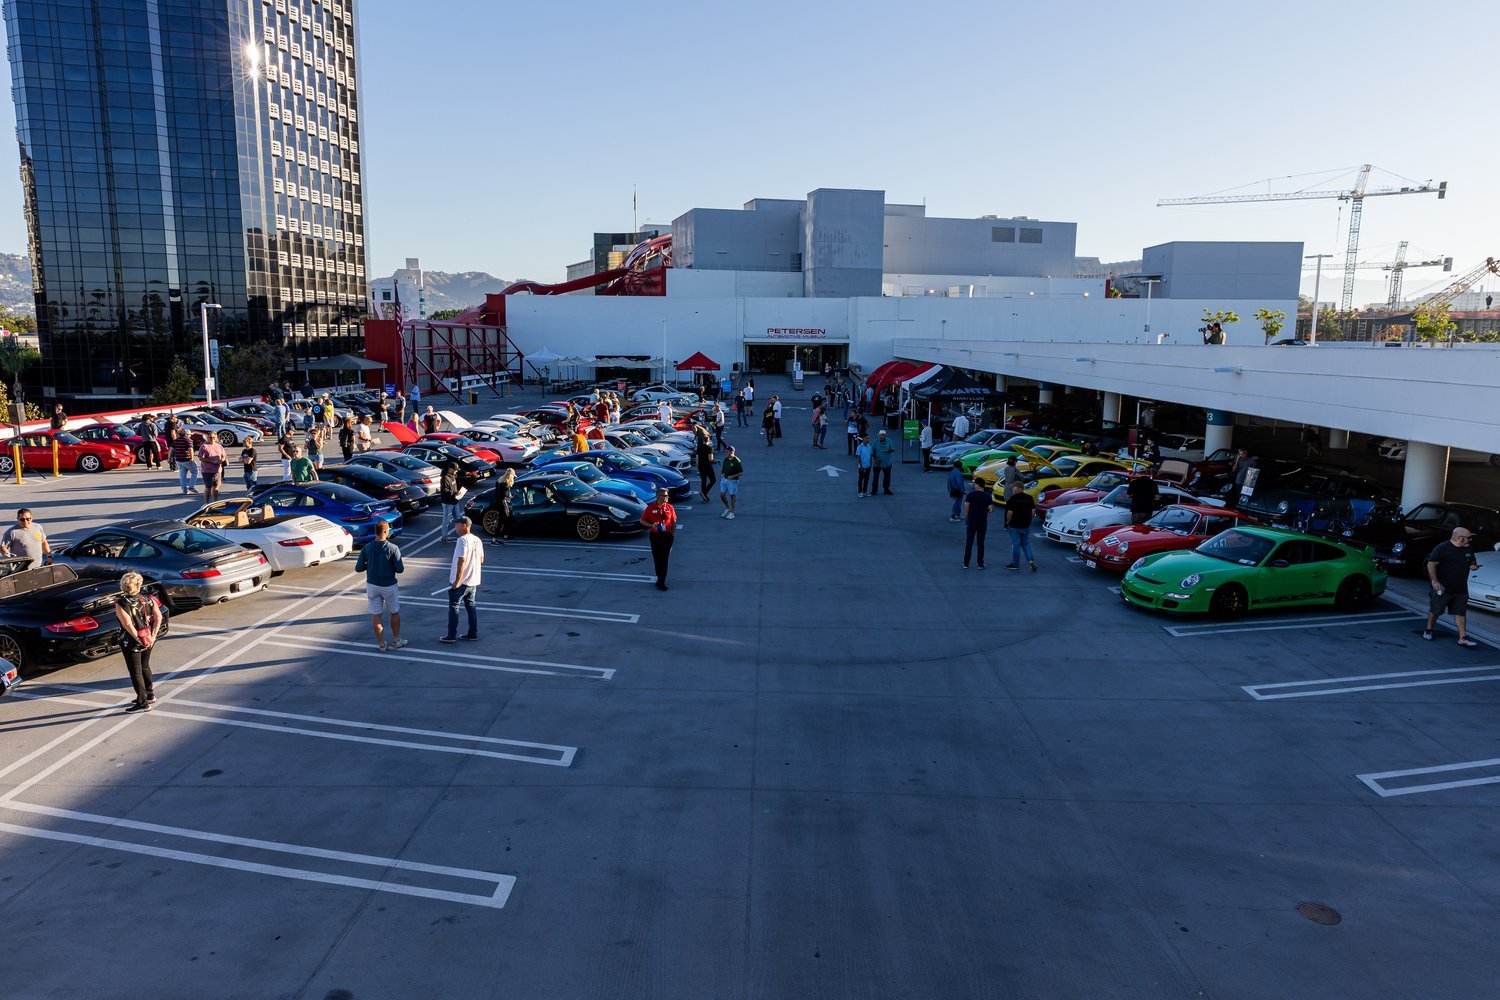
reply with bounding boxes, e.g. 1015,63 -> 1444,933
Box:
720,510 -> 729,518
726,512 -> 736,519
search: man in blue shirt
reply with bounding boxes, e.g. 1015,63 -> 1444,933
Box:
855,434 -> 874,497
871,430 -> 896,496
946,463 -> 967,521
963,477 -> 993,569
354,519 -> 407,651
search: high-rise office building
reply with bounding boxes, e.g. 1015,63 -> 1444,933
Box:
4,0 -> 368,402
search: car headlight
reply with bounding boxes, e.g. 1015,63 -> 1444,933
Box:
1180,574 -> 1201,589
1074,518 -> 1089,531
1276,500 -> 1290,513
1129,557 -> 1147,573
1117,540 -> 1129,553
1392,542 -> 1405,554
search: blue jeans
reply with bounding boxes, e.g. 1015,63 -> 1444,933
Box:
441,502 -> 460,538
1008,526 -> 1034,566
446,585 -> 478,639
244,470 -> 257,492
177,461 -> 198,492
951,493 -> 963,518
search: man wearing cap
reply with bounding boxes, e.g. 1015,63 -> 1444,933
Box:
719,445 -> 743,519
640,487 -> 678,590
440,516 -> 484,643
871,429 -> 896,495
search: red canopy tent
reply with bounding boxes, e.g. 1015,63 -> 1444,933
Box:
676,351 -> 721,371
864,360 -> 935,392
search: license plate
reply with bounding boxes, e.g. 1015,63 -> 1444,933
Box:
1084,559 -> 1097,569
0,662 -> 19,694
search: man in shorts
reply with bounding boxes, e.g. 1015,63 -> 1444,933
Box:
1424,526 -> 1480,648
354,519 -> 407,651
719,444 -> 743,519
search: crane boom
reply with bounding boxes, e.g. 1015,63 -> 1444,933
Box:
1420,258 -> 1500,312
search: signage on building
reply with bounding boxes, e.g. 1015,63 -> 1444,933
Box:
765,327 -> 828,340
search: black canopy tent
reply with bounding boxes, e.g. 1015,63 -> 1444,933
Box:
909,366 -> 1005,403
299,353 -> 387,389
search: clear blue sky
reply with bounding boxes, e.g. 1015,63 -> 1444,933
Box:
0,0 -> 1494,307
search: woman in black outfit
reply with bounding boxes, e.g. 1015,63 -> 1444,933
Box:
487,468 -> 514,545
113,571 -> 162,713
338,416 -> 356,463
762,404 -> 776,447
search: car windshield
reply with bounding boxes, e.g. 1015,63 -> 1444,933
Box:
1099,486 -> 1130,508
609,453 -> 648,469
151,526 -> 230,554
1403,503 -> 1454,525
54,432 -> 82,445
618,432 -> 648,446
550,479 -> 595,501
569,465 -> 605,484
379,454 -> 425,471
1147,507 -> 1200,535
1086,472 -> 1129,490
309,483 -> 373,504
1196,529 -> 1274,566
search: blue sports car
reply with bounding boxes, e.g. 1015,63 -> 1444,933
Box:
521,460 -> 655,503
533,449 -> 691,500
251,481 -> 402,544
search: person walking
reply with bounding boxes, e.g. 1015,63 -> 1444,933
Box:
816,406 -> 830,449
1,508 -> 52,568
240,437 -> 258,493
289,443 -> 317,484
439,516 -> 484,643
719,444 -> 743,519
170,432 -> 199,494
274,397 -> 290,439
657,399 -> 672,424
355,518 -> 407,651
162,413 -> 181,470
734,389 -> 747,427
947,462 -> 967,521
338,417 -> 356,463
855,433 -> 874,497
307,423 -> 326,470
438,462 -> 464,540
113,571 -> 162,713
871,429 -> 896,495
772,396 -> 783,438
743,379 -> 755,409
695,426 -> 717,500
486,468 -> 514,545
962,476 -> 994,569
762,403 -> 776,447
1126,474 -> 1158,524
810,403 -> 823,449
1424,527 -> 1480,648
919,421 -> 933,471
999,455 -> 1022,496
137,413 -> 162,469
845,411 -> 859,456
641,486 -> 678,590
278,432 -> 296,481
197,433 -> 227,504
713,402 -> 727,450
1003,482 -> 1038,572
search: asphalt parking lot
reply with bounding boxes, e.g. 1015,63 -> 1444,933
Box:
2,379 -> 1499,1000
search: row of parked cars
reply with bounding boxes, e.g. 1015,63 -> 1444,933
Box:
0,395 -> 715,682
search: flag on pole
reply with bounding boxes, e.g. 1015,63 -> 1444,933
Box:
391,281 -> 405,327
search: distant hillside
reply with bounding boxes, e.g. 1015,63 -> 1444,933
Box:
421,270 -> 515,313
0,252 -> 34,314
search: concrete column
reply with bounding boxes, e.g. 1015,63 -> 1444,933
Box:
1102,391 -> 1123,425
1325,428 -> 1350,450
1037,382 -> 1055,405
994,374 -> 1008,392
1401,441 -> 1449,509
1204,409 -> 1234,455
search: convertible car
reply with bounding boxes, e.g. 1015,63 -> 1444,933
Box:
464,471 -> 647,541
186,498 -> 353,572
0,557 -> 170,676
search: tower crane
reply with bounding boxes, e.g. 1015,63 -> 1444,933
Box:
1301,241 -> 1451,308
1411,257 -> 1500,313
1159,165 -> 1448,311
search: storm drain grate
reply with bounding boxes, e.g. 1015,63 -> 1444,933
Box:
1297,902 -> 1342,925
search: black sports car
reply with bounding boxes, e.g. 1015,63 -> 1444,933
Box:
0,557 -> 171,677
1238,470 -> 1398,523
464,472 -> 647,541
1339,501 -> 1500,575
400,441 -> 495,485
318,463 -> 430,515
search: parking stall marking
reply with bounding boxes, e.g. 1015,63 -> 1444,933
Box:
1164,609 -> 1420,638
0,805 -> 514,909
405,592 -> 640,624
1357,758 -> 1500,798
10,686 -> 576,767
402,556 -> 653,583
261,632 -> 617,680
1242,663 -> 1500,700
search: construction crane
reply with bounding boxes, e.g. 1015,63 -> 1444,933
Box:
1412,257 -> 1500,312
1381,243 -> 1451,310
1159,165 -> 1448,311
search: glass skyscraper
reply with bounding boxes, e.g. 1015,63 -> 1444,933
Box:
4,0 -> 368,401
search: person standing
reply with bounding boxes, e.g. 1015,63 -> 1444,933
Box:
113,571 -> 161,712
49,403 -> 67,431
871,429 -> 896,495
962,476 -> 993,570
999,455 -> 1022,497
306,423 -> 326,470
772,396 -> 783,439
338,417 -> 356,463
641,487 -> 677,590
1126,474 -> 1158,524
919,421 -> 933,471
438,462 -> 464,540
816,406 -> 830,449
274,397 -> 290,439
1003,482 -> 1038,572
951,411 -> 970,442
289,444 -> 317,484
695,426 -> 716,500
658,399 -> 673,424
1424,527 -> 1480,648
845,411 -> 859,455
1,508 -> 51,568
355,518 -> 407,652
278,432 -> 296,481
409,383 -> 421,412
439,516 -> 484,643
137,413 -> 162,470
197,433 -> 227,504
162,413 -> 181,470
713,402 -> 727,450
762,403 -> 776,447
734,389 -> 747,427
170,432 -> 199,494
743,379 -> 755,409
240,437 -> 258,493
486,468 -> 514,545
422,406 -> 441,434
947,462 -> 968,522
719,445 -> 743,519
855,433 -> 874,497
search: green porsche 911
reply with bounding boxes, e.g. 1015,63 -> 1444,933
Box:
1120,524 -> 1387,618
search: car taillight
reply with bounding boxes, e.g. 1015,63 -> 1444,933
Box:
385,489 -> 402,498
44,615 -> 99,634
180,568 -> 221,579
346,514 -> 373,523
278,536 -> 313,547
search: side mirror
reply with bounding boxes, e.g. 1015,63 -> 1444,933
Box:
1269,559 -> 1290,569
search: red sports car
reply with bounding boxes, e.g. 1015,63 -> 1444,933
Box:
0,430 -> 135,473
417,433 -> 504,464
1036,470 -> 1136,511
1077,504 -> 1259,572
72,422 -> 153,464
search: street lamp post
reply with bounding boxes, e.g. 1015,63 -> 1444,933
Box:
661,319 -> 668,386
1304,254 -> 1331,345
1142,278 -> 1162,341
200,302 -> 221,404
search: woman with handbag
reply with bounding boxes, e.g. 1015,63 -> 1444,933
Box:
114,571 -> 162,713
487,468 -> 514,546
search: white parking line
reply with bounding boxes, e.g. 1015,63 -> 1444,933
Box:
1167,610 -> 1420,638
1358,758 -> 1500,798
406,592 -> 639,623
0,805 -> 513,908
263,633 -> 616,680
403,558 -> 652,582
1242,663 -> 1500,700
12,686 -> 575,767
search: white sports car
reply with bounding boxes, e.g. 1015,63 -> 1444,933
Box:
1042,483 -> 1222,545
185,498 -> 353,573
450,427 -> 541,464
629,385 -> 698,404
598,430 -> 693,471
1467,543 -> 1500,614
176,411 -> 261,446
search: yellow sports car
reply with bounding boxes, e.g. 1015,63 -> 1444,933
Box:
972,443 -> 1081,491
1007,451 -> 1154,500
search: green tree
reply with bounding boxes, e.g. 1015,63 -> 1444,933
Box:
150,361 -> 199,405
216,341 -> 288,397
1254,307 -> 1287,344
0,334 -> 41,387
0,380 -> 45,423
1413,304 -> 1457,344
0,312 -> 36,335
428,308 -> 465,321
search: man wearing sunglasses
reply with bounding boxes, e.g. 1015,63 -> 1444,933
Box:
1425,527 -> 1480,648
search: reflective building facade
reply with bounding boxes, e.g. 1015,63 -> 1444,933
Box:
4,0 -> 368,401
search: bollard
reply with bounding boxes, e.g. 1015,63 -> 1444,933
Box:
52,439 -> 60,477
11,442 -> 21,485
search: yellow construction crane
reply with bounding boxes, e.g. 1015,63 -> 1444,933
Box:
1159,164 -> 1448,312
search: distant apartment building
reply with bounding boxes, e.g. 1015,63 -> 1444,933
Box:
371,258 -> 427,319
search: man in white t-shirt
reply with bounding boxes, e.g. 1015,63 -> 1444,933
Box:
771,396 -> 783,438
951,412 -> 970,442
657,400 -> 672,424
440,516 -> 484,643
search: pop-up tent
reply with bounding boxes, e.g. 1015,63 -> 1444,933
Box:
865,360 -> 935,392
675,351 -> 720,371
910,367 -> 1006,403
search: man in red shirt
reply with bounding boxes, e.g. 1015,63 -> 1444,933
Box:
640,487 -> 678,591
